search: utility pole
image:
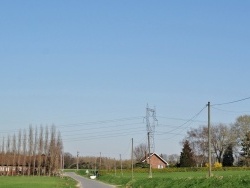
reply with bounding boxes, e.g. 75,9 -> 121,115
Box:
77,151 -> 79,171
99,152 -> 102,170
131,138 -> 134,180
120,154 -> 123,176
207,102 -> 212,177
148,132 -> 152,178
114,158 -> 117,176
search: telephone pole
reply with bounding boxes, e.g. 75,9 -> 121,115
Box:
131,138 -> 134,180
207,102 -> 212,177
77,151 -> 79,171
120,154 -> 123,176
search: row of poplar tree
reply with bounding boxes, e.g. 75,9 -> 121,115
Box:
0,125 -> 63,176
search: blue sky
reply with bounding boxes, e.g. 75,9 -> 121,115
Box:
0,1 -> 250,159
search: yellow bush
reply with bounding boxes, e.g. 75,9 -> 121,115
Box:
214,162 -> 222,168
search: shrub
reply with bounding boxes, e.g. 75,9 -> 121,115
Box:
214,162 -> 222,168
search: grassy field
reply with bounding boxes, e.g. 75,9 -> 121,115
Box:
75,168 -> 250,188
0,176 -> 77,188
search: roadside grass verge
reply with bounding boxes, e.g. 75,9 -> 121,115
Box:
0,176 -> 77,188
95,169 -> 250,188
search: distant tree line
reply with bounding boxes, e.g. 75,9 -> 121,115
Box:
180,115 -> 250,167
0,125 -> 63,176
64,152 -> 132,172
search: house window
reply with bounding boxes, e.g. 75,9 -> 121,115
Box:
158,164 -> 163,169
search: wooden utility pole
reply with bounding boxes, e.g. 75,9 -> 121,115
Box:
131,138 -> 134,179
99,152 -> 102,170
208,102 -> 212,177
120,154 -> 123,176
148,132 -> 152,178
76,151 -> 79,171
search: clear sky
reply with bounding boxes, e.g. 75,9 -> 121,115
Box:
0,1 -> 250,159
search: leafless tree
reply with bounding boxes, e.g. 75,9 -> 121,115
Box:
167,154 -> 179,166
1,137 -> 5,175
11,134 -> 17,176
28,125 -> 33,176
6,135 -> 11,176
32,126 -> 38,176
133,143 -> 147,162
56,131 -> 63,171
43,125 -> 49,175
22,129 -> 27,175
17,130 -> 22,175
37,125 -> 44,176
185,123 -> 236,164
211,124 -> 232,163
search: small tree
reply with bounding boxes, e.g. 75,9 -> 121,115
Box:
222,144 -> 234,167
179,140 -> 195,167
240,132 -> 250,166
133,143 -> 147,162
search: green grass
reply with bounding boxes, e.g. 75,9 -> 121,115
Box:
0,176 -> 77,188
93,169 -> 250,188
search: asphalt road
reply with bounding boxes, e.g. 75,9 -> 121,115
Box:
65,172 -> 116,188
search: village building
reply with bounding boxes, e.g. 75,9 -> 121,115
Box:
141,152 -> 169,169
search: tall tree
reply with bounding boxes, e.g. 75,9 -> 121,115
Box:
185,124 -> 234,164
11,134 -> 17,176
185,126 -> 208,166
32,126 -> 38,175
28,125 -> 33,176
17,130 -> 22,175
211,124 -> 232,163
43,125 -> 49,175
179,140 -> 195,167
133,143 -> 147,162
22,129 -> 27,175
6,135 -> 11,175
1,137 -> 5,175
222,144 -> 234,167
37,125 -> 44,176
233,115 -> 250,141
240,132 -> 250,166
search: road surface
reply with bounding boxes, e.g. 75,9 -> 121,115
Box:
64,172 -> 116,188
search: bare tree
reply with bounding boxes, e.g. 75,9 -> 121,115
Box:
55,131 -> 63,173
32,126 -> 38,176
133,143 -> 147,162
1,137 -> 5,175
185,126 -> 208,166
37,125 -> 44,176
167,154 -> 179,166
6,135 -> 11,176
43,125 -> 49,175
28,125 -> 33,176
185,124 -> 234,165
48,125 -> 56,176
22,129 -> 27,175
11,134 -> 17,176
17,130 -> 22,175
211,124 -> 232,163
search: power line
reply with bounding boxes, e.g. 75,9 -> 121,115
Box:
211,96 -> 250,106
154,105 -> 207,141
211,106 -> 250,114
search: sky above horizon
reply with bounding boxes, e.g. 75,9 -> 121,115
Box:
0,1 -> 250,159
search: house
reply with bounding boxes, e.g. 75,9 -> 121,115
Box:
142,153 -> 169,169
